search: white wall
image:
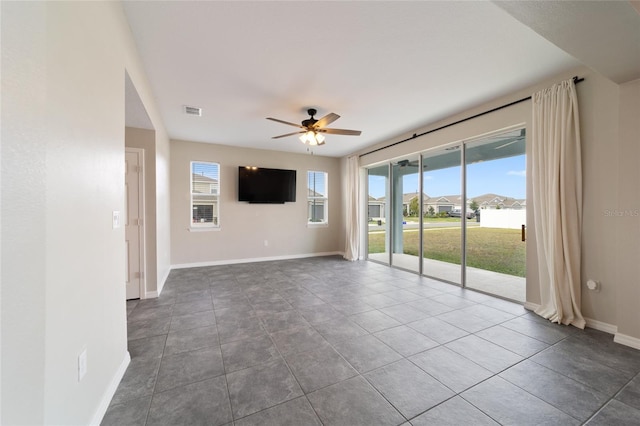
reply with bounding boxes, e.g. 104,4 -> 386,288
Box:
1,2 -> 170,424
350,66 -> 640,345
480,209 -> 527,230
171,140 -> 343,267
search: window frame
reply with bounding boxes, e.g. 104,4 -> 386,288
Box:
307,170 -> 328,226
190,161 -> 220,229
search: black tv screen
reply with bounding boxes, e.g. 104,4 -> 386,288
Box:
238,166 -> 296,203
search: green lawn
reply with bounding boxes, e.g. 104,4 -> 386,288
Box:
368,227 -> 526,277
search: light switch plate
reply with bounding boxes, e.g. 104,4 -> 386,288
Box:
78,347 -> 87,382
112,211 -> 121,229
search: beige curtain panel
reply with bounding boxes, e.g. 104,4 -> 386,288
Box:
531,79 -> 585,328
344,155 -> 360,261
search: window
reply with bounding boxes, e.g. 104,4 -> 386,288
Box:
191,161 -> 220,227
307,171 -> 328,224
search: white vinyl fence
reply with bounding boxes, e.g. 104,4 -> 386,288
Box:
480,209 -> 526,229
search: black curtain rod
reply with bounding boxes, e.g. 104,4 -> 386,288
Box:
360,76 -> 584,158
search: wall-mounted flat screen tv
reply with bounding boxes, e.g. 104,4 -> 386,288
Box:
238,166 -> 296,203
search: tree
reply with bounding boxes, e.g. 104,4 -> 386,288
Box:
409,197 -> 419,217
469,200 -> 479,212
427,206 -> 435,217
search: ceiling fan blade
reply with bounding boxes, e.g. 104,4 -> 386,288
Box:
314,113 -> 340,129
266,117 -> 305,129
319,128 -> 362,136
272,131 -> 304,139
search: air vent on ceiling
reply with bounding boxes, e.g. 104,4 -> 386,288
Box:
184,105 -> 202,116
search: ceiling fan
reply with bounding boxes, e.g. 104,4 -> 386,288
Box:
267,108 -> 362,146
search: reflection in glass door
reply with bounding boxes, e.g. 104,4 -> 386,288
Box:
465,129 -> 526,301
421,146 -> 462,285
391,156 -> 420,273
367,165 -> 390,265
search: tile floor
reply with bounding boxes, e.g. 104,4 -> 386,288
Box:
103,256 -> 640,426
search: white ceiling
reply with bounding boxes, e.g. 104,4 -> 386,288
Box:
122,1 -> 638,158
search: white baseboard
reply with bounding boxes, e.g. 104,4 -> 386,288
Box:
171,251 -> 343,269
90,351 -> 131,425
614,332 -> 640,350
143,290 -> 159,299
584,317 -> 618,335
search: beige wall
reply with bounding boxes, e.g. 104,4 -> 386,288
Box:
171,140 -> 343,266
350,66 -> 640,345
615,79 -> 640,343
1,2 -> 170,424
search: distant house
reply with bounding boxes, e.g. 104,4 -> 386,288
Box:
191,173 -> 219,224
368,192 -> 525,220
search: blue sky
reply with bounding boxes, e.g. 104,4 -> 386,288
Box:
369,154 -> 526,199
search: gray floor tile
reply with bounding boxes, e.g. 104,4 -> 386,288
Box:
226,358 -> 303,418
500,359 -> 609,422
410,346 -> 493,393
332,334 -> 402,373
164,325 -> 218,356
146,376 -> 232,426
360,293 -> 402,309
562,330 -> 640,375
586,399 -> 640,426
374,325 -> 439,357
531,344 -> 633,396
127,316 -> 171,341
169,310 -> 216,332
349,310 -> 402,333
436,310 -> 494,333
476,325 -> 549,357
459,304 -> 516,324
313,317 -> 368,344
296,303 -> 344,325
234,396 -> 322,426
307,376 -> 405,426
172,298 -> 214,316
407,298 -> 456,316
381,289 -> 424,303
220,334 -> 280,373
408,317 -> 469,344
500,316 -> 572,344
445,334 -> 523,373
259,309 -> 310,333
128,304 -> 174,322
155,346 -> 225,392
380,303 -> 429,323
116,258 -> 640,426
110,357 -> 161,405
270,325 -> 328,355
128,335 -> 167,360
616,373 -> 640,411
216,317 -> 266,344
411,396 -> 499,426
462,376 -> 580,425
430,293 -> 477,309
101,395 -> 151,426
284,342 -> 358,393
365,359 -> 454,419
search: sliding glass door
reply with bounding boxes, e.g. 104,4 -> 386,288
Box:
465,129 -> 526,301
421,145 -> 462,285
366,128 -> 526,302
367,165 -> 390,265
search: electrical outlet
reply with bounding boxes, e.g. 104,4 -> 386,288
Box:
78,348 -> 87,382
264,240 -> 269,247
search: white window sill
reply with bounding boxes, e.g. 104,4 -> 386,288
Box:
189,227 -> 221,232
307,222 -> 328,228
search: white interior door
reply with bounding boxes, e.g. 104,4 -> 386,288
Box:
125,149 -> 144,299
